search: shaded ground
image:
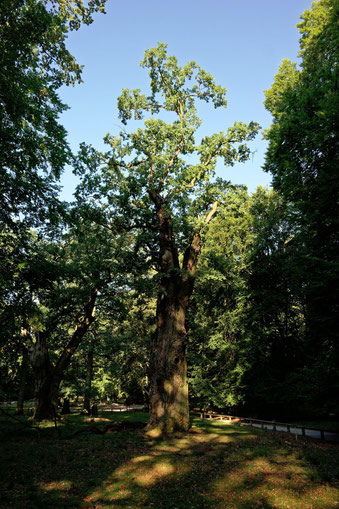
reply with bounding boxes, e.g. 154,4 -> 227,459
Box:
0,410 -> 338,508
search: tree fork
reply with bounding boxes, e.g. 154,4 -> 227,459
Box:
146,200 -> 218,436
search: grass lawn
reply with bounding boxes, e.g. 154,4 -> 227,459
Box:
0,409 -> 338,508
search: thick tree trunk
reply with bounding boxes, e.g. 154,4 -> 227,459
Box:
29,332 -> 58,420
32,360 -> 63,421
16,347 -> 29,415
145,191 -> 217,436
145,197 -> 203,436
33,370 -> 60,420
84,346 -> 94,413
147,287 -> 190,436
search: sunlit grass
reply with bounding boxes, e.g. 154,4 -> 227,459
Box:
0,410 -> 338,508
40,480 -> 72,492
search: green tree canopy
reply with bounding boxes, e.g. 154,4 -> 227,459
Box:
263,0 -> 339,351
0,0 -> 106,230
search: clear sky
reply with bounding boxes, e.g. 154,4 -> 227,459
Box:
59,0 -> 313,200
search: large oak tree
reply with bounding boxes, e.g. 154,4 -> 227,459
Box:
76,43 -> 259,435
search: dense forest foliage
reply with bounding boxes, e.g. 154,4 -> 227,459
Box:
0,0 -> 338,433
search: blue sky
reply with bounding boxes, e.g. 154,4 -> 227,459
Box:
59,0 -> 312,200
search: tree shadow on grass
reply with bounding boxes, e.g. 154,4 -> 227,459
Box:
1,415 -> 338,508
82,423 -> 339,509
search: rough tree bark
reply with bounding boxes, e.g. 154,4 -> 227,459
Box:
146,196 -> 216,436
29,331 -> 58,420
29,289 -> 98,420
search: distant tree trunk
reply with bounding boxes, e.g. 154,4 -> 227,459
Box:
30,332 -> 59,421
91,403 -> 98,416
16,347 -> 29,415
61,397 -> 71,414
145,198 -> 208,436
84,346 -> 94,413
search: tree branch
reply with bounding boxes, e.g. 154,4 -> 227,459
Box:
205,201 -> 218,225
157,138 -> 185,194
53,288 -> 98,378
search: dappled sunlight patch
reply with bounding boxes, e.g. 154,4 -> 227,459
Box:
84,486 -> 131,503
84,428 -> 292,507
84,474 -> 134,504
190,422 -> 202,429
130,455 -> 153,463
115,457 -> 175,487
215,434 -> 236,444
153,443 -> 182,453
210,452 -> 339,508
200,432 -> 220,440
40,480 -> 72,492
84,417 -> 111,423
192,420 -> 259,442
180,432 -> 220,446
266,484 -> 339,509
230,428 -> 259,439
3,409 -> 338,509
145,426 -> 162,438
85,453 -> 177,504
150,461 -> 175,478
172,437 -> 195,448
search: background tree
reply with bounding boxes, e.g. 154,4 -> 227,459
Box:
0,0 -> 107,417
188,184 -> 334,420
263,0 -> 339,416
1,217 -> 127,420
76,43 -> 260,435
55,289 -> 154,410
83,338 -> 95,414
0,0 -> 106,231
187,186 -> 253,411
239,188 -> 307,419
